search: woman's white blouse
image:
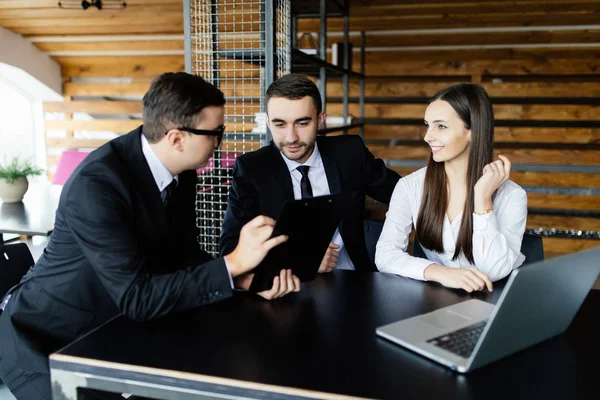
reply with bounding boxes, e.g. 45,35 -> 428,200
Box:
375,167 -> 528,282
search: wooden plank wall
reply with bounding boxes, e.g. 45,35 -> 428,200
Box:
301,0 -> 600,261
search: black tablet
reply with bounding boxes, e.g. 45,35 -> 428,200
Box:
249,192 -> 355,293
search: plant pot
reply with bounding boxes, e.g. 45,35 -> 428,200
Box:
0,176 -> 29,203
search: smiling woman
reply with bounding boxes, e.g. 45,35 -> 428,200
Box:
376,83 -> 528,293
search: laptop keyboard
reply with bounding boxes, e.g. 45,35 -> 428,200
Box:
427,320 -> 488,358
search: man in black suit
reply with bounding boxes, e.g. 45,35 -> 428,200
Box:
0,72 -> 300,400
220,73 -> 400,280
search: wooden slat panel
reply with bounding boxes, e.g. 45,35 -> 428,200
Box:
327,30 -> 600,48
369,145 -> 600,166
328,103 -> 600,121
34,40 -> 184,53
0,0 -> 181,8
328,81 -> 600,98
56,55 -> 185,77
46,137 -> 260,151
365,126 -> 600,145
56,57 -> 263,78
363,56 -> 600,76
45,120 -> 142,132
0,5 -> 182,19
391,168 -> 600,189
542,238 -> 600,255
46,137 -> 111,149
528,193 -> 600,211
527,215 -> 600,232
349,1 -> 600,18
44,101 -> 142,114
63,81 -> 152,97
298,13 -> 600,32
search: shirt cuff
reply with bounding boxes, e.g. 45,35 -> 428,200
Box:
222,257 -> 235,289
473,212 -> 498,232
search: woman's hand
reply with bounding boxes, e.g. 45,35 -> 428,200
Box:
474,155 -> 511,212
424,264 -> 493,293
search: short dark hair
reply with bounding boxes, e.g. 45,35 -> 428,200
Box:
266,73 -> 322,115
142,72 -> 226,143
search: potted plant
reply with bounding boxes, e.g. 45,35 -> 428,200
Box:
0,157 -> 44,203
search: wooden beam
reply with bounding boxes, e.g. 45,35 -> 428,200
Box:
298,13 -> 600,32
328,103 -> 600,121
63,81 -> 152,97
46,137 -> 259,151
55,55 -> 185,77
0,0 -> 181,8
44,101 -> 142,114
365,126 -> 600,145
542,237 -> 600,255
528,193 -> 600,211
363,56 -> 600,76
369,145 -> 600,166
326,30 -> 600,48
391,167 -> 600,189
328,81 -> 600,98
45,120 -> 142,132
349,2 -> 600,18
34,40 -> 184,53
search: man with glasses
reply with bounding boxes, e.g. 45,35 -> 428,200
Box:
0,72 -> 300,400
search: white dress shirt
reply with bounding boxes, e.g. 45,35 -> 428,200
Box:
280,143 -> 355,270
375,167 -> 527,282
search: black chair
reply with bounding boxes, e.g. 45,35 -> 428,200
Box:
520,232 -> 544,264
412,232 -> 544,264
364,219 -> 384,269
0,241 -> 34,300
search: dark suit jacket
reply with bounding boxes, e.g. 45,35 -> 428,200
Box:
219,135 -> 400,271
0,127 -> 232,383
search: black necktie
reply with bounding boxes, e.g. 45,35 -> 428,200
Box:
164,180 -> 178,224
297,165 -> 313,198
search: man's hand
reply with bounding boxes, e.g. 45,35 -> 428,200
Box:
318,242 -> 340,273
225,216 -> 287,277
235,269 -> 301,300
424,264 -> 493,293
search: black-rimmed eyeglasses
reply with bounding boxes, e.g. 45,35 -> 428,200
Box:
165,125 -> 225,147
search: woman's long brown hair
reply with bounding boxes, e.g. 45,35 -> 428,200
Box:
415,83 -> 494,264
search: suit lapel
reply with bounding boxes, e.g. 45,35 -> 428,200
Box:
271,143 -> 295,202
122,127 -> 169,232
319,139 -> 342,195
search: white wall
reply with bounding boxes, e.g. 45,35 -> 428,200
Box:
0,80 -> 40,168
0,27 -> 62,96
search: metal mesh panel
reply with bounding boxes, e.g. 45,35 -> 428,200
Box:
189,0 -> 290,256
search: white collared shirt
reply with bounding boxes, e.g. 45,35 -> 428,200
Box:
280,143 -> 355,270
141,134 -> 179,199
375,167 -> 527,282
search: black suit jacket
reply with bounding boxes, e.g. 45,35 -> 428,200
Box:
219,135 -> 400,271
0,127 -> 232,381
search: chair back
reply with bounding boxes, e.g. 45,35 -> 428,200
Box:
0,242 -> 34,299
521,232 -> 544,264
364,219 -> 384,269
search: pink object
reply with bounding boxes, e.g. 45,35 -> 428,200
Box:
197,153 -> 238,175
52,150 -> 90,185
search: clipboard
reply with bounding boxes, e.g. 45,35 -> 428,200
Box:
249,192 -> 355,293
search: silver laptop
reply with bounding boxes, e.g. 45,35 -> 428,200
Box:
376,246 -> 600,373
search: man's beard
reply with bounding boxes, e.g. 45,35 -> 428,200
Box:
279,140 -> 316,162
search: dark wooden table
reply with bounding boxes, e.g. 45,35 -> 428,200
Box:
50,271 -> 599,400
0,184 -> 60,245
